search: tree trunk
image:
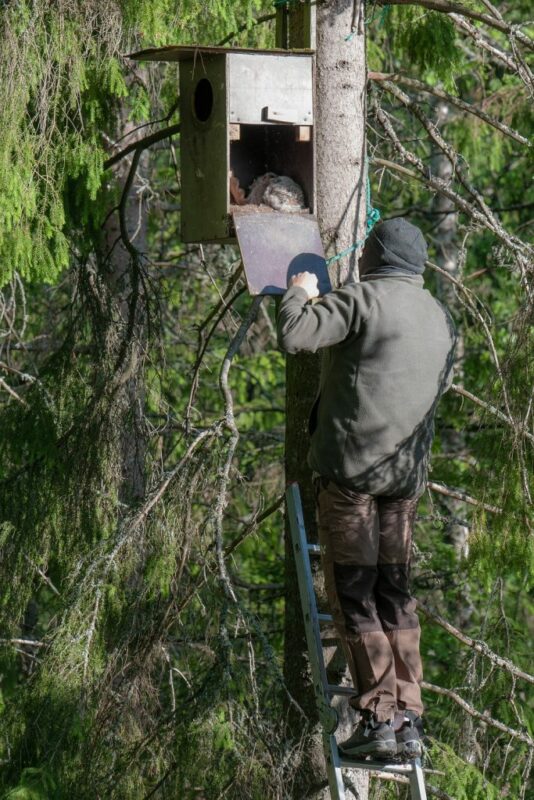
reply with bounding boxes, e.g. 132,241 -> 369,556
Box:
316,0 -> 368,284
431,103 -> 476,764
100,108 -> 148,505
316,3 -> 369,797
280,2 -> 369,797
431,103 -> 469,565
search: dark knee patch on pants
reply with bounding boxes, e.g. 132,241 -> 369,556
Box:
333,563 -> 383,633
376,564 -> 418,630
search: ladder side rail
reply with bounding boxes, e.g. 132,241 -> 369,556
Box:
285,483 -> 346,800
285,484 -> 333,721
409,759 -> 428,800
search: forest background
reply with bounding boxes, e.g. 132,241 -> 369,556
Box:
0,1 -> 532,799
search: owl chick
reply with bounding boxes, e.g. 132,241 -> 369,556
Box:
247,173 -> 306,213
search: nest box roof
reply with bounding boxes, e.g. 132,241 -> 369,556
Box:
127,44 -> 314,62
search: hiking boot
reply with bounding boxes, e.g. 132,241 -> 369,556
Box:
394,710 -> 425,758
338,712 -> 397,759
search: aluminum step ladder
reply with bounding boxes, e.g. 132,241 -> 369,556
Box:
286,482 -> 428,800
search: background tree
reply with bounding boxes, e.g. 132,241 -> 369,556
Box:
0,1 -> 532,799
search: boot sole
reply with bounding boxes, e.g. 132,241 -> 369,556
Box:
340,740 -> 398,758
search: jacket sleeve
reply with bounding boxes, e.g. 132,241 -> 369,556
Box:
276,284 -> 368,354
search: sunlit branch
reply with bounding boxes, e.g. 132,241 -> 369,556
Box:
368,72 -> 529,145
378,0 -> 534,52
423,682 -> 534,747
419,603 -> 534,685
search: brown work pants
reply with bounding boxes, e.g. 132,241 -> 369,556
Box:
315,477 -> 423,723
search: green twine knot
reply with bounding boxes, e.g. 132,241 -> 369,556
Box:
365,176 -> 381,234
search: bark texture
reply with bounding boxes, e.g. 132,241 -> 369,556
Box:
316,6 -> 369,796
316,0 -> 368,285
101,109 -> 148,505
281,2 -> 369,797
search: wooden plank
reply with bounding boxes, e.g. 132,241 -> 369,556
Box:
233,211 -> 330,296
179,54 -> 229,243
296,126 -> 312,142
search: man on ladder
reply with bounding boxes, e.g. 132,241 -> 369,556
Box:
277,218 -> 456,760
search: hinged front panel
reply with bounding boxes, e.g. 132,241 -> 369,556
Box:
233,210 -> 329,296
227,53 -> 313,125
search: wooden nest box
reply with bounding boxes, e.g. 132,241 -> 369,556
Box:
129,45 -> 315,244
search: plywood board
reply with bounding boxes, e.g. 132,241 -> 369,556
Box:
233,211 -> 330,296
180,54 -> 229,242
227,53 -> 313,125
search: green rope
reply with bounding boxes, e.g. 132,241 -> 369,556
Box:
364,2 -> 391,27
326,168 -> 380,266
378,4 -> 391,28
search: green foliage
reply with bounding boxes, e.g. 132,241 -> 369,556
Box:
5,769 -> 57,800
428,742 -> 501,799
0,3 -> 122,284
0,0 -> 273,286
386,7 -> 463,88
0,0 -> 532,798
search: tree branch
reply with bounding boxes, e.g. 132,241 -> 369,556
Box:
214,296 -> 264,609
378,0 -> 534,51
419,603 -> 534,685
427,481 -> 502,513
173,494 -> 285,618
104,123 -> 181,171
450,14 -> 534,90
368,72 -> 529,145
425,260 -> 525,433
0,638 -> 45,648
423,682 -> 534,747
451,383 -> 534,444
377,81 -> 525,249
0,377 -> 28,406
216,11 -> 277,46
118,146 -> 144,260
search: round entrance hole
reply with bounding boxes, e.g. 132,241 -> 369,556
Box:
193,78 -> 214,122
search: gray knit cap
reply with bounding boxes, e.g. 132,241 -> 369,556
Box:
359,218 -> 428,276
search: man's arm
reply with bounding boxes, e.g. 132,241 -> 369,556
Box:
276,271 -> 367,354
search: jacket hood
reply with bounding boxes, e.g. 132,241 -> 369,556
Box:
359,218 -> 428,276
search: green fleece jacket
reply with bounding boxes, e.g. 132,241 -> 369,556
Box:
277,274 -> 456,496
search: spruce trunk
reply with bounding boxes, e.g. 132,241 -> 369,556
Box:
281,2 -> 369,796
101,109 -> 148,505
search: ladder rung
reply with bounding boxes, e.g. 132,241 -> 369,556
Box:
337,755 -> 416,775
327,684 -> 355,696
317,612 -> 333,622
306,543 -> 321,554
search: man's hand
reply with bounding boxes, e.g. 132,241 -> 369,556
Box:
289,271 -> 320,300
